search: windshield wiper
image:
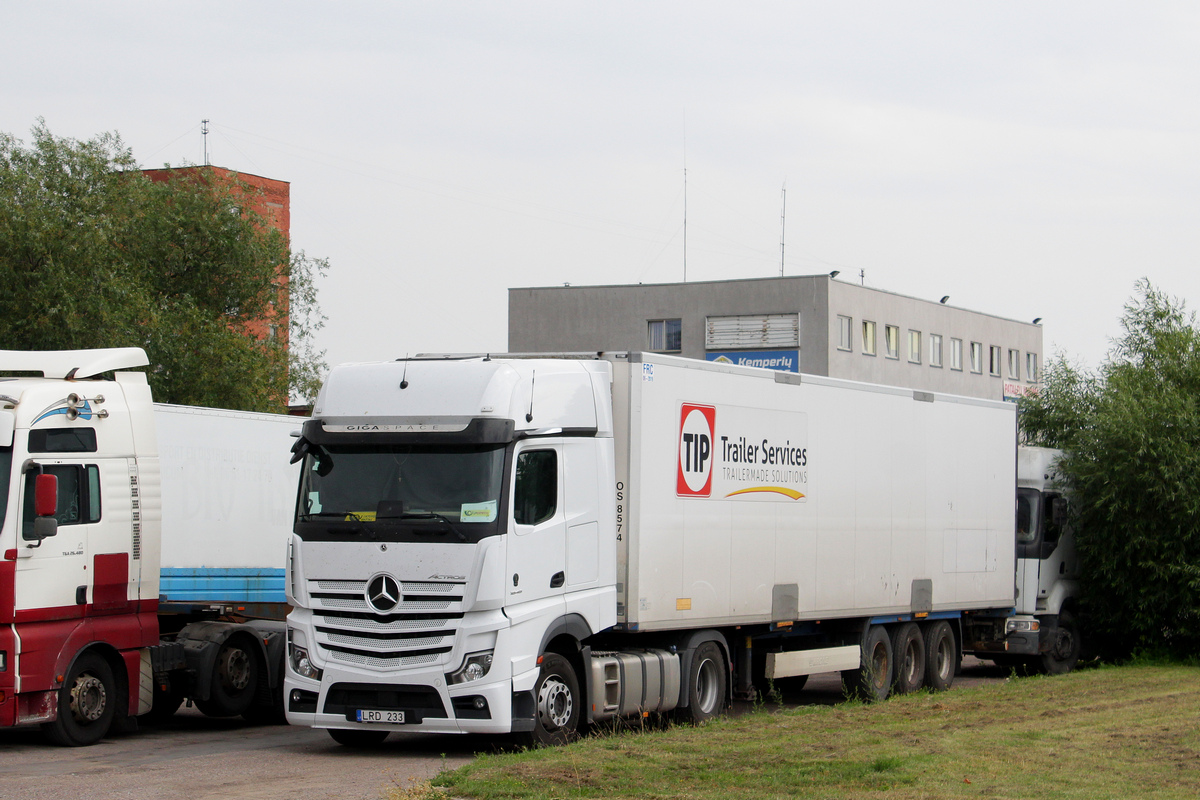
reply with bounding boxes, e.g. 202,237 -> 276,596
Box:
398,511 -> 468,542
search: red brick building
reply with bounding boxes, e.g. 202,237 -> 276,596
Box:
142,166 -> 291,347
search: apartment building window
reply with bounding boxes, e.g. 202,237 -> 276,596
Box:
837,315 -> 853,351
862,321 -> 877,356
1008,349 -> 1021,379
930,334 -> 943,368
885,325 -> 899,359
1027,352 -> 1039,382
970,342 -> 983,373
908,330 -> 921,364
950,338 -> 963,371
648,319 -> 682,352
989,346 -> 1002,377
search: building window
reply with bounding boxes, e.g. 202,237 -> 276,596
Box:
885,325 -> 899,359
930,334 -> 943,368
837,315 -> 853,351
648,319 -> 682,352
862,321 -> 877,356
908,330 -> 921,364
1027,352 -> 1039,382
970,342 -> 983,373
989,345 -> 1002,377
706,313 -> 798,349
1008,349 -> 1021,379
950,338 -> 963,371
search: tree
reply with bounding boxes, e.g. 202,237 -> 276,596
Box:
0,121 -> 326,410
1021,280 -> 1200,658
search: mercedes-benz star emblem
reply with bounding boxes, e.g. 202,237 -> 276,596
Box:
366,574 -> 401,613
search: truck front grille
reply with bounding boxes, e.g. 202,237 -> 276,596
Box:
306,578 -> 466,670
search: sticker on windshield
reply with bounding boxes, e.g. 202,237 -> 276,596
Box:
460,501 -> 497,523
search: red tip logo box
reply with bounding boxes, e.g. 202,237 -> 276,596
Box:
677,403 -> 716,497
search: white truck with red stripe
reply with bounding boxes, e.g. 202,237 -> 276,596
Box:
0,348 -> 298,745
284,352 -> 1073,746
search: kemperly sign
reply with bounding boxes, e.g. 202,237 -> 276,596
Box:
706,349 -> 799,372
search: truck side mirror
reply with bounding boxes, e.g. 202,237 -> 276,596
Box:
31,472 -> 59,541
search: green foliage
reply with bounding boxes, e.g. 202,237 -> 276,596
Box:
1020,280 -> 1200,657
0,121 -> 327,410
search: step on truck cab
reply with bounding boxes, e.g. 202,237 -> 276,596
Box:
285,352 -> 1030,746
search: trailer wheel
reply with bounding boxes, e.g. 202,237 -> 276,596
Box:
890,623 -> 926,694
680,641 -> 727,724
1040,611 -> 1081,675
196,637 -> 259,717
328,728 -> 390,747
43,652 -> 116,747
842,625 -> 893,702
922,620 -> 957,691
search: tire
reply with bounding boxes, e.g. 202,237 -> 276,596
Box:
328,728 -> 390,747
195,637 -> 259,717
841,625 -> 893,702
42,652 -> 116,747
890,623 -> 926,695
1040,611 -> 1081,675
530,653 -> 582,746
676,641 -> 728,724
922,620 -> 957,691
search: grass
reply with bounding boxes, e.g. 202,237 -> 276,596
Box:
408,664 -> 1200,800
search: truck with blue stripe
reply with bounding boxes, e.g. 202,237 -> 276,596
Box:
0,348 -> 298,745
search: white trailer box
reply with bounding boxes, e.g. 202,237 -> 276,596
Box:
613,356 -> 1017,631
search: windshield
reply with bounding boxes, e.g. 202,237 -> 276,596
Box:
296,443 -> 506,542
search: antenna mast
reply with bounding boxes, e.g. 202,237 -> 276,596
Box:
201,119 -> 210,166
683,162 -> 687,282
779,180 -> 786,277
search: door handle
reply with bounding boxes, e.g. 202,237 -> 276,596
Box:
76,585 -> 87,605
550,571 -> 565,589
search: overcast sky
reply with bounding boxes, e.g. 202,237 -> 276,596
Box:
4,2 -> 1198,374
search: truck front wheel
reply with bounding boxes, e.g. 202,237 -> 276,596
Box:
531,653 -> 581,746
1040,611 -> 1081,675
43,652 -> 116,747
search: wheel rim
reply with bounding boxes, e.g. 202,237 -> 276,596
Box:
900,640 -> 918,684
934,633 -> 953,681
69,673 -> 107,723
537,674 -> 573,730
218,646 -> 252,691
1051,627 -> 1075,661
695,657 -> 720,713
870,643 -> 890,690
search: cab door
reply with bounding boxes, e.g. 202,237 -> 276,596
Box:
505,441 -> 567,609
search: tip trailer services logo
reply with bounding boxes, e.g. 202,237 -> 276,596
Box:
676,401 -> 809,501
677,403 -> 716,497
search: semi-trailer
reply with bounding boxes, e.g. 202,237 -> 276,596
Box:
283,351 -> 1077,746
0,348 -> 299,745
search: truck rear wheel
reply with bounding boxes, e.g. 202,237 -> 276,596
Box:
679,641 -> 727,724
195,637 -> 259,717
842,625 -> 893,702
530,653 -> 581,746
43,652 -> 116,747
922,620 -> 957,691
890,623 -> 926,694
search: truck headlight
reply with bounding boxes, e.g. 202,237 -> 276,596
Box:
448,651 -> 494,684
289,643 -> 322,680
1006,618 -> 1040,634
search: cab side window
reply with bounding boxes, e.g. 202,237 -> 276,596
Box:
22,464 -> 101,540
514,450 -> 557,526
